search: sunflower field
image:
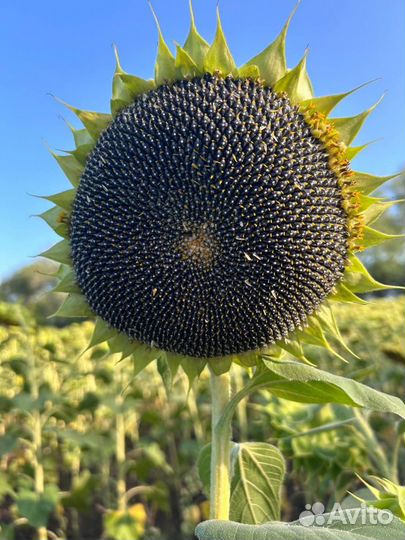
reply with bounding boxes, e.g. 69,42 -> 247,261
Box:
0,295 -> 404,540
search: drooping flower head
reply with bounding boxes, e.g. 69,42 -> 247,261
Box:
40,2 -> 401,377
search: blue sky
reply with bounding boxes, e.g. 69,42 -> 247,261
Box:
1,0 -> 404,279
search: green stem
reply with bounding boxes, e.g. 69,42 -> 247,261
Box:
33,410 -> 47,540
115,403 -> 127,512
209,368 -> 231,520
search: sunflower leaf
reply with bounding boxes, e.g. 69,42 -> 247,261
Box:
204,9 -> 238,77
183,1 -> 209,71
40,240 -> 71,265
259,359 -> 405,418
230,442 -> 285,524
242,1 -> 300,86
53,294 -> 93,318
331,95 -> 384,146
195,512 -> 405,540
273,51 -> 313,103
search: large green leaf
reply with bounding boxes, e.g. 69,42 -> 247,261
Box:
259,360 -> 405,417
196,511 -> 405,540
230,442 -> 285,524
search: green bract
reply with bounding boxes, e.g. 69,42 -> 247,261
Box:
39,2 -> 402,381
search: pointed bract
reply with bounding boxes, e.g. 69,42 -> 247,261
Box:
353,171 -> 400,195
183,1 -> 209,71
38,206 -> 69,238
204,9 -> 238,77
40,240 -> 72,265
242,1 -> 300,86
273,51 -> 313,103
53,269 -> 80,293
53,293 -> 93,318
51,151 -> 84,187
175,44 -> 199,78
301,79 -> 379,116
56,98 -> 112,140
150,5 -> 177,85
343,255 -> 402,294
332,95 -> 384,146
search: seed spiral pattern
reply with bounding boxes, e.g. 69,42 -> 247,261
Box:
70,74 -> 349,358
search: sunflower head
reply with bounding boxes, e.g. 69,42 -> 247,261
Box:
39,2 -> 402,381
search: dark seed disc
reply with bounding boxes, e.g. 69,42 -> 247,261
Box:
70,74 -> 348,358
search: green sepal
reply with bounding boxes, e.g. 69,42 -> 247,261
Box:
329,283 -> 368,305
132,344 -> 159,377
53,269 -> 80,294
111,46 -> 155,115
70,125 -> 94,148
233,351 -> 261,368
181,357 -> 207,389
175,44 -> 199,78
241,1 -> 300,86
331,95 -> 383,146
51,151 -> 84,187
40,240 -> 72,265
53,293 -> 93,318
298,318 -> 347,362
362,226 -> 403,249
183,1 -> 209,71
361,197 -> 403,225
38,206 -> 69,238
163,351 -> 183,379
88,318 -> 117,348
108,333 -> 137,360
57,99 -> 112,141
316,305 -> 360,360
238,64 -> 260,79
278,339 -> 309,364
273,51 -> 313,103
301,79 -> 378,116
208,356 -> 232,376
204,9 -> 238,77
44,189 -> 76,211
151,6 -> 177,86
342,255 -> 402,294
353,171 -> 400,195
346,142 -> 373,161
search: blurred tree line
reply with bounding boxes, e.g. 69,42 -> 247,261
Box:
1,173 -> 404,325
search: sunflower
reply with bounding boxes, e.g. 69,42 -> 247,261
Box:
39,2 -> 401,379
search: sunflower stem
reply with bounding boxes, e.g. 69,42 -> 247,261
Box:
209,368 -> 232,520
